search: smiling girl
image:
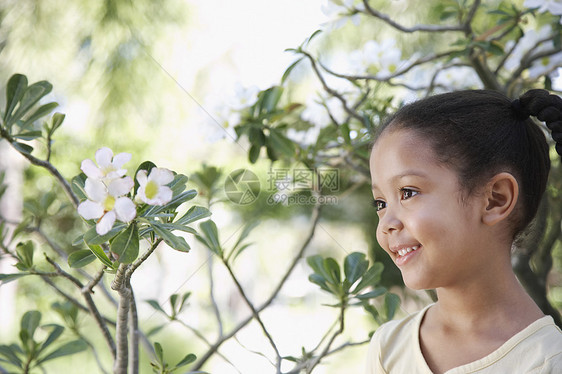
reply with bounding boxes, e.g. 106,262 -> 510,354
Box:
366,90 -> 562,373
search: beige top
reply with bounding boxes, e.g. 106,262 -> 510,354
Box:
366,304 -> 562,373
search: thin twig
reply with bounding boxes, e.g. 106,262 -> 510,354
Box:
361,0 -> 479,34
192,204 -> 323,371
44,255 -> 116,356
301,52 -> 364,123
223,259 -> 282,372
208,256 -> 224,337
0,128 -> 79,208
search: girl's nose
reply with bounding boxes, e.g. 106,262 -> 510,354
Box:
379,208 -> 403,234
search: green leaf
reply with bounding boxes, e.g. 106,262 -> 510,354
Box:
355,287 -> 386,300
267,128 -> 295,158
147,300 -> 168,317
323,257 -> 341,285
151,222 -> 191,252
84,223 -> 126,245
148,222 -> 197,235
344,252 -> 368,287
384,293 -> 401,320
257,86 -> 283,114
68,250 -> 96,268
281,57 -> 304,84
304,29 -> 322,47
248,143 -> 261,164
0,273 -> 30,284
12,141 -> 33,155
308,273 -> 330,293
352,262 -> 383,294
232,220 -> 259,252
198,220 -> 221,256
169,173 -> 189,196
0,344 -> 23,367
48,112 -> 65,135
22,102 -> 58,127
71,173 -> 88,201
86,244 -> 114,269
144,190 -> 197,217
11,81 -> 53,128
175,353 -> 197,368
178,292 -> 191,313
110,223 -> 140,264
21,311 -> 41,342
4,74 -> 28,126
16,241 -> 34,269
38,324 -> 64,356
175,206 -> 211,226
36,339 -> 87,365
13,131 -> 42,141
154,342 -> 164,364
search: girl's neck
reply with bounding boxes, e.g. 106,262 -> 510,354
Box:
432,266 -> 543,333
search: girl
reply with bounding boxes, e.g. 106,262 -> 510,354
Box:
366,89 -> 562,373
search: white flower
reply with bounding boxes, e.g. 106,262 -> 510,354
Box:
81,147 -> 131,182
229,83 -> 259,111
321,0 -> 363,30
505,25 -> 554,71
77,177 -> 136,235
529,52 -> 562,78
135,168 -> 174,206
524,0 -> 562,15
349,39 -> 403,78
435,65 -> 483,90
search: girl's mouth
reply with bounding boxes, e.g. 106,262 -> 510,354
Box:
397,245 -> 420,257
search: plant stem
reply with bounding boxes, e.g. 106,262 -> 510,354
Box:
113,286 -> 131,374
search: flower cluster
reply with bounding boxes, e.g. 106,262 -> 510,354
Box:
77,147 -> 174,235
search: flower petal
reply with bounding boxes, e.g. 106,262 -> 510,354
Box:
112,152 -> 132,169
81,159 -> 103,179
136,170 -> 148,186
108,176 -> 134,197
96,211 -> 115,235
95,147 -> 113,168
155,186 -> 173,205
149,168 -> 174,185
114,197 -> 137,222
85,178 -> 108,202
77,200 -> 104,220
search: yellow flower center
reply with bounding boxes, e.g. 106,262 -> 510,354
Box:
104,195 -> 116,212
145,180 -> 159,200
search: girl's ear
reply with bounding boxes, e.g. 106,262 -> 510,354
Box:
482,172 -> 519,226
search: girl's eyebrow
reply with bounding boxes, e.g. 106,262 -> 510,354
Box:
371,170 -> 429,190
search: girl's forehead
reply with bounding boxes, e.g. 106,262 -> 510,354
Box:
370,129 -> 451,181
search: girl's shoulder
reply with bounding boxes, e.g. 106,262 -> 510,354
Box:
366,304 -> 434,374
371,303 -> 432,345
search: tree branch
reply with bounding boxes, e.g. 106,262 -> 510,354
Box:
361,0 -> 479,34
192,204 -> 323,371
0,129 -> 79,208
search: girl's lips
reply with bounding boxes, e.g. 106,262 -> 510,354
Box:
394,245 -> 422,266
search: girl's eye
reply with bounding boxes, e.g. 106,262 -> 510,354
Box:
400,188 -> 419,201
372,199 -> 386,212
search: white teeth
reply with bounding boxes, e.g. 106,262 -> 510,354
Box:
397,246 -> 419,257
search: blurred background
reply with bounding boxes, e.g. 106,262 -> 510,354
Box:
0,0 -> 561,373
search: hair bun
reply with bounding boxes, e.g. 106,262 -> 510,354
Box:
511,99 -> 530,120
518,90 -> 562,157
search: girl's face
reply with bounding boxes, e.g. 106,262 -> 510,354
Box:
370,129 -> 489,290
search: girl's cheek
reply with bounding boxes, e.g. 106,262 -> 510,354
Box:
375,225 -> 388,252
